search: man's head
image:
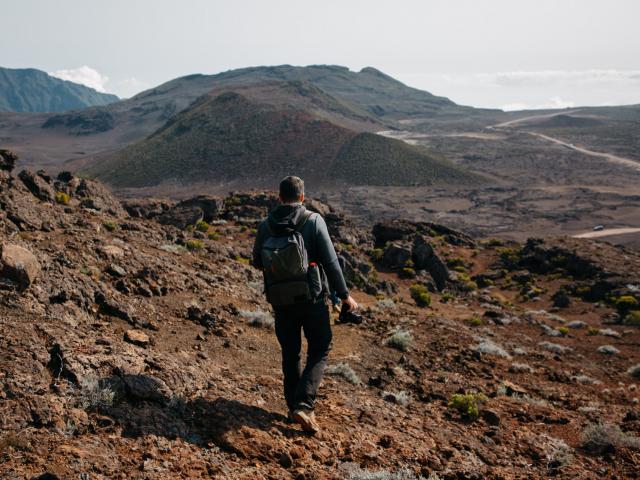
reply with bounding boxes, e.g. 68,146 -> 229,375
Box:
279,175 -> 305,204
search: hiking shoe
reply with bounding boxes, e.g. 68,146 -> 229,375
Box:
293,409 -> 320,434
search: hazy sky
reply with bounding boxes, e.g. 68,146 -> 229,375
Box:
3,0 -> 639,109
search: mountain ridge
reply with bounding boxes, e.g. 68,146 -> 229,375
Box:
0,66 -> 119,113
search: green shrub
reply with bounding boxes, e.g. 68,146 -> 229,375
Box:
195,220 -> 210,232
447,257 -> 466,269
615,295 -> 639,312
467,316 -> 483,327
624,310 -> 640,326
235,255 -> 250,264
207,231 -> 220,240
400,267 -> 416,279
55,191 -> 70,205
463,281 -> 478,292
186,239 -> 204,251
484,238 -> 504,247
409,283 -> 431,307
448,392 -> 488,420
103,220 -> 118,232
587,326 -> 600,336
370,248 -> 384,261
558,326 -> 569,336
498,247 -> 521,268
441,292 -> 455,303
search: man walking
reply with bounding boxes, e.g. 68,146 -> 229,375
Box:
252,176 -> 357,433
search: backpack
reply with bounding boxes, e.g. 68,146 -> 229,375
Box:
260,210 -> 322,306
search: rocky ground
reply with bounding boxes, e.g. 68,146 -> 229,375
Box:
1,149 -> 640,479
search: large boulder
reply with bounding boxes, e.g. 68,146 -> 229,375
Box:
74,179 -> 127,217
18,169 -> 55,202
175,196 -> 225,221
381,243 -> 412,269
0,149 -> 17,171
413,236 -> 449,291
157,205 -> 204,229
372,221 -> 417,247
1,243 -> 41,290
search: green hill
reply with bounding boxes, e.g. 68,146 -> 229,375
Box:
83,88 -> 482,189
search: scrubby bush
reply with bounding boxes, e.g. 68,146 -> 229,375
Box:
538,341 -> 572,354
103,220 -> 118,232
400,267 -> 416,279
207,231 -> 220,241
597,345 -> 620,355
557,326 -> 569,336
195,220 -> 210,232
498,247 -> 521,268
383,390 -> 411,407
344,465 -> 432,480
448,392 -> 488,420
627,364 -> 640,379
484,238 -> 504,247
581,422 -> 640,453
384,328 -> 413,351
370,248 -> 384,261
474,338 -> 510,358
240,310 -> 274,329
77,375 -> 115,410
186,239 -> 204,251
409,284 -> 431,307
509,362 -> 534,373
624,310 -> 640,326
440,292 -> 455,303
159,244 -> 187,254
376,299 -> 396,310
467,316 -> 483,327
587,326 -> 600,336
613,295 -> 638,312
326,362 -> 361,385
55,191 -> 70,205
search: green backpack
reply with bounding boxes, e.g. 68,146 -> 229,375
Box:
260,211 -> 322,306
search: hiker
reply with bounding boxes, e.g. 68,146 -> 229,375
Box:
252,175 -> 358,433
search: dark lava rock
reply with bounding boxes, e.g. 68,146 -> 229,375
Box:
0,149 -> 18,171
122,374 -> 171,404
18,169 -> 55,202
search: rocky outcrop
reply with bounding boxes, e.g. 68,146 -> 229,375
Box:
0,149 -> 17,171
18,169 -> 55,202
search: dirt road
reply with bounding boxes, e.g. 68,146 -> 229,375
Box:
573,227 -> 640,239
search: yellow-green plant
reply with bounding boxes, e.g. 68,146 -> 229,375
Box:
409,283 -> 431,307
186,239 -> 204,251
55,191 -> 70,205
448,392 -> 488,420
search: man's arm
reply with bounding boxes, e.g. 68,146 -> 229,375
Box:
252,221 -> 266,269
314,214 -> 349,300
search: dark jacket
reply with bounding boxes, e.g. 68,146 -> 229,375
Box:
252,203 -> 349,300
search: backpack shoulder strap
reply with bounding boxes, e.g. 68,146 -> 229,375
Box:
295,210 -> 314,233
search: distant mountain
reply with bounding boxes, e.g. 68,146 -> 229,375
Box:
82,86 -> 482,189
0,67 -> 119,113
0,65 -> 478,169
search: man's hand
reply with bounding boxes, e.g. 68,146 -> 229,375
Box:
342,295 -> 358,311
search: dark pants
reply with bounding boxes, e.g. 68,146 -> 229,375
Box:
273,300 -> 332,412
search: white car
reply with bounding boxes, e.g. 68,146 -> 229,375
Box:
593,225 -> 604,231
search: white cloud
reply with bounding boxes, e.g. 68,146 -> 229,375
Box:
479,70 -> 640,87
49,66 -> 110,93
396,69 -> 640,110
502,96 -> 576,111
113,77 -> 152,98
